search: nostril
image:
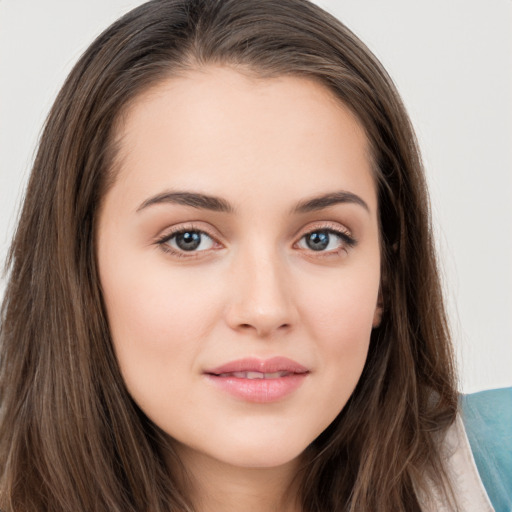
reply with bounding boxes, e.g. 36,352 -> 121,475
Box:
236,322 -> 291,334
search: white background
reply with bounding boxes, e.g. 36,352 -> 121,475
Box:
0,1 -> 510,393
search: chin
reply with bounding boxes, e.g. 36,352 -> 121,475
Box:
218,445 -> 304,470
202,427 -> 315,470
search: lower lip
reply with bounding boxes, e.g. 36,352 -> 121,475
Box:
205,374 -> 308,403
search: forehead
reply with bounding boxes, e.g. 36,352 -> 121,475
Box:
110,66 -> 377,213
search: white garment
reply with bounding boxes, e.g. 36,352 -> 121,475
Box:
418,415 -> 495,511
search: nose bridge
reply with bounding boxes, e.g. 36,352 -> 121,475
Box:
226,241 -> 296,336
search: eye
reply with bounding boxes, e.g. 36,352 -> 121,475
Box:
158,229 -> 216,254
297,229 -> 356,253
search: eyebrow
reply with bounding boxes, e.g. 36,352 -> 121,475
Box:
293,191 -> 370,214
136,190 -> 369,215
137,191 -> 234,213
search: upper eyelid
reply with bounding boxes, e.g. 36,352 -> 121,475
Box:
163,229 -> 215,244
294,220 -> 353,239
156,222 -> 221,243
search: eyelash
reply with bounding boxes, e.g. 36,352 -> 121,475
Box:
154,223 -> 357,259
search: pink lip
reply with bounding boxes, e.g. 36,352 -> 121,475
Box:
204,357 -> 309,403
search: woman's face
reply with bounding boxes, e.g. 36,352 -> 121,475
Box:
97,67 -> 381,472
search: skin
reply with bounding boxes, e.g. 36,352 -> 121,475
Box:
97,66 -> 382,512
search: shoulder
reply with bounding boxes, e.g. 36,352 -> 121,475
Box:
461,387 -> 512,512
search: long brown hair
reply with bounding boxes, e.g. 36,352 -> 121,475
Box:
0,1 -> 458,510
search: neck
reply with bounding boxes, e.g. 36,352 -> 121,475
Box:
172,444 -> 303,512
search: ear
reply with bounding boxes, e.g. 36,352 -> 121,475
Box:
372,290 -> 384,328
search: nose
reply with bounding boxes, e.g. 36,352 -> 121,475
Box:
225,250 -> 298,338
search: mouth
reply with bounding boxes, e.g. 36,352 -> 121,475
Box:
204,357 -> 309,403
213,370 -> 297,379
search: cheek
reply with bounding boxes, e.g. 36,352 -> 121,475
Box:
299,267 -> 379,405
303,267 -> 379,346
99,260 -> 221,390
99,266 -> 228,433
315,299 -> 373,391
102,251 -> 217,338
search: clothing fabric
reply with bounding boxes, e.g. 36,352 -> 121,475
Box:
462,387 -> 512,512
418,414 -> 495,511
419,387 -> 512,512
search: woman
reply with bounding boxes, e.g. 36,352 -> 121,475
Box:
0,0 -> 499,510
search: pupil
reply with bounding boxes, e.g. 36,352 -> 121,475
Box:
176,231 -> 201,251
307,231 -> 329,251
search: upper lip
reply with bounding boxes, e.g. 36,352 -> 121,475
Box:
205,357 -> 309,376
